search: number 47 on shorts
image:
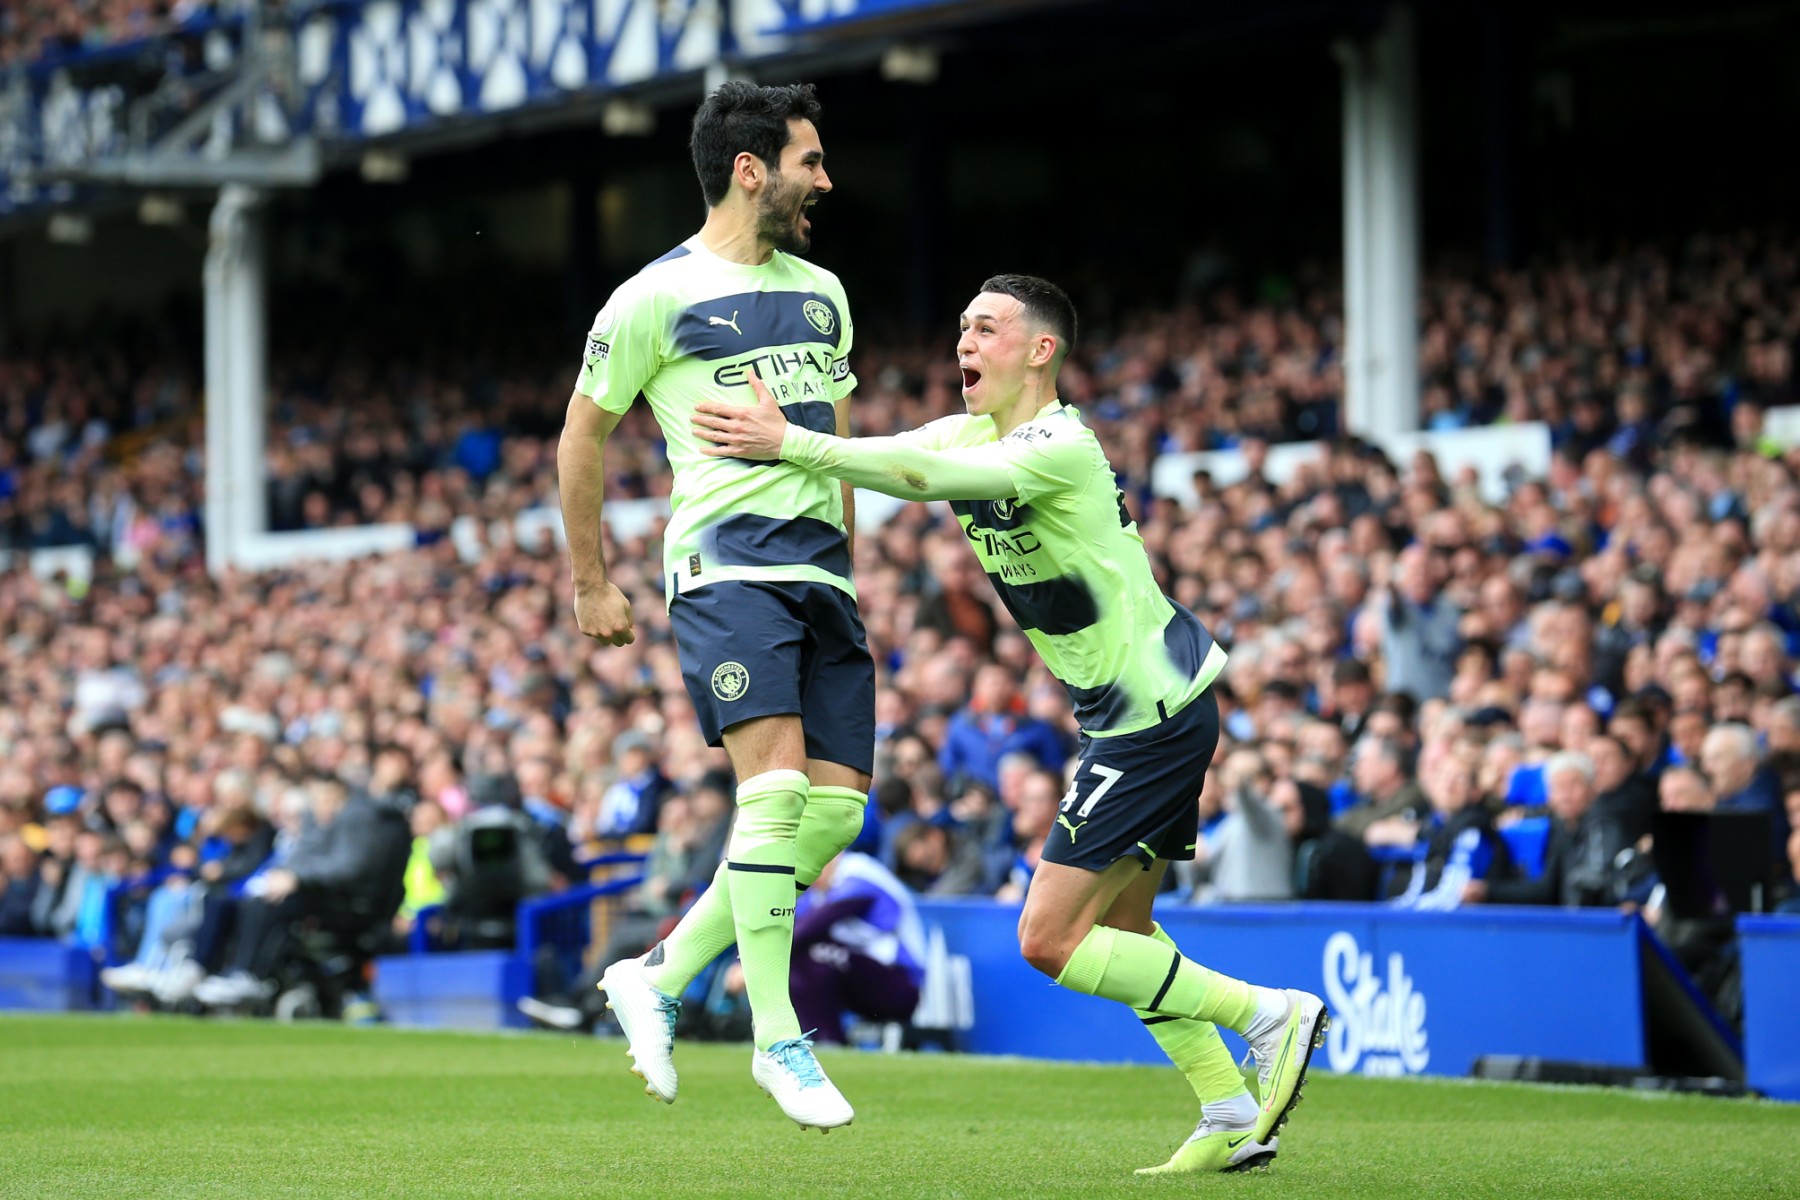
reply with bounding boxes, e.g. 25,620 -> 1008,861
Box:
1061,764 -> 1124,818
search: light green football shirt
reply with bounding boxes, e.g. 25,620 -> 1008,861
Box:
782,401 -> 1227,737
575,236 -> 858,603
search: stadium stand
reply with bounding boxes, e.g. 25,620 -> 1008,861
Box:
0,0 -> 219,68
2,231 -> 1798,1039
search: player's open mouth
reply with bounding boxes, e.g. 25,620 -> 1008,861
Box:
961,367 -> 981,391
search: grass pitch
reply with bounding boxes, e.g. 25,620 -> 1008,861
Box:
3,1015 -> 1793,1199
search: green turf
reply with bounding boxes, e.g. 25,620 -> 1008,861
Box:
2,1015 -> 1793,1199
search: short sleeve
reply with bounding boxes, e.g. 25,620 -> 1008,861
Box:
995,421 -> 1095,507
575,282 -> 660,414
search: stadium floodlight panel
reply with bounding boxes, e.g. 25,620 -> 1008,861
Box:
360,150 -> 410,184
881,44 -> 939,84
139,194 -> 184,226
603,99 -> 656,137
47,213 -> 94,244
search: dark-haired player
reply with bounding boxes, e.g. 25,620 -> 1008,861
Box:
558,81 -> 872,1131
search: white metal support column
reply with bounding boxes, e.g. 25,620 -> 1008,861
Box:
203,184 -> 269,575
1336,3 -> 1419,446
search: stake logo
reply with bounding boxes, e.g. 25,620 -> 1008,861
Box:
1322,931 -> 1429,1075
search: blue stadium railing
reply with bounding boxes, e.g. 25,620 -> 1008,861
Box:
403,850 -> 646,962
515,853 -> 646,994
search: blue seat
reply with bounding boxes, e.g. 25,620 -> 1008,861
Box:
1501,817 -> 1552,879
1505,764 -> 1546,808
1369,843 -> 1427,898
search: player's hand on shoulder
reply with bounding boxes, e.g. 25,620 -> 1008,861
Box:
574,580 -> 636,646
693,374 -> 786,460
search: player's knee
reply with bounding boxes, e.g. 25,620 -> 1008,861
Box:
794,788 -> 866,884
1016,914 -> 1073,979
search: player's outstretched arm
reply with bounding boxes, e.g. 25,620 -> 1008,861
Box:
694,375 -> 1018,502
557,390 -> 635,646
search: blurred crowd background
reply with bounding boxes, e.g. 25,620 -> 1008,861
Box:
6,0 -> 1800,1037
4,226 -> 1800,1026
0,0 -> 225,67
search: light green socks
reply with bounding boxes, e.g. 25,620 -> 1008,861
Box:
638,781 -> 868,1019
639,859 -> 734,995
795,785 -> 869,886
1135,924 -> 1252,1103
721,769 -> 809,1049
1056,923 -> 1260,1032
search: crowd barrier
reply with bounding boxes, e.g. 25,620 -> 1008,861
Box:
1738,915 -> 1800,1101
4,902 -> 1793,1099
916,901 -> 1644,1077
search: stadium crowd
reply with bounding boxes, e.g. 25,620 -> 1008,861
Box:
0,0 -> 220,67
2,229 -> 1799,1022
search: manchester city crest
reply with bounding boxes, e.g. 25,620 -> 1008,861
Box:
803,299 -> 835,336
711,661 -> 750,702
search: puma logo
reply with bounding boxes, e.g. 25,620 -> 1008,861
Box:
1056,815 -> 1088,843
708,310 -> 742,335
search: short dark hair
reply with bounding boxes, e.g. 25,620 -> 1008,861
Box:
689,81 -> 822,207
979,273 -> 1078,365
1590,733 -> 1630,761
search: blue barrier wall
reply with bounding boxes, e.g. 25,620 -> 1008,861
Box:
372,950 -> 532,1032
914,901 -> 1647,1078
0,939 -> 96,1011
1739,915 -> 1800,1102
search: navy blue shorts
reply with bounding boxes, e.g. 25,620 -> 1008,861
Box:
668,579 -> 876,775
1043,689 -> 1221,873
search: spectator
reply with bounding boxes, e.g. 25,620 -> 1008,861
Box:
394,799 -> 450,939
193,774 -> 408,1006
1589,733 -> 1658,846
1779,829 -> 1800,914
1390,756 -> 1512,909
993,769 -> 1061,902
1762,696 -> 1800,756
1336,736 -> 1426,843
892,822 -> 985,897
1321,659 -> 1375,743
913,544 -> 1000,655
937,664 -> 1067,793
1468,752 -> 1626,908
1189,749 -> 1302,903
1371,544 -> 1463,703
1701,723 -> 1780,814
33,825 -> 106,943
0,834 -> 44,935
594,731 -> 673,838
1658,764 -> 1715,813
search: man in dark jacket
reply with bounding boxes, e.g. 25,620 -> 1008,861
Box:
1304,735 -> 1424,901
1589,734 -> 1658,846
1467,752 -> 1626,908
0,834 -> 44,935
193,774 -> 409,1005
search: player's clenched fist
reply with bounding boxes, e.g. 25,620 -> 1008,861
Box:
573,581 -> 636,646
